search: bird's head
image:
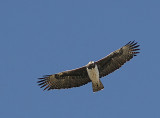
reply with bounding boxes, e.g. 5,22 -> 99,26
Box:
87,61 -> 96,69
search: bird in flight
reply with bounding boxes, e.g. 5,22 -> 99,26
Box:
38,41 -> 140,92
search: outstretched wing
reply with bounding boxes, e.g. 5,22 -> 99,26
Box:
96,41 -> 140,78
37,66 -> 91,91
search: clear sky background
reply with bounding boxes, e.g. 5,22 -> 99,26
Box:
0,0 -> 160,118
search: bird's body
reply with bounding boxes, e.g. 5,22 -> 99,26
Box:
86,61 -> 104,92
38,41 -> 140,92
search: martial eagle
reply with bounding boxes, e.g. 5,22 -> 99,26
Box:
38,41 -> 140,92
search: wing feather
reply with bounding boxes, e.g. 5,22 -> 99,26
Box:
96,41 -> 140,78
37,66 -> 91,91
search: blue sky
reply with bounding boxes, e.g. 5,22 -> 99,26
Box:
0,0 -> 160,118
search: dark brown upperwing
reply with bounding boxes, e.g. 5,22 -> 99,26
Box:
37,66 -> 91,91
96,41 -> 140,78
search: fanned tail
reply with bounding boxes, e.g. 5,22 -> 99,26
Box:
92,80 -> 104,92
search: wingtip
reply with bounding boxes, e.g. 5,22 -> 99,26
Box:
126,41 -> 131,45
130,40 -> 135,45
43,75 -> 51,78
125,41 -> 140,57
126,41 -> 140,47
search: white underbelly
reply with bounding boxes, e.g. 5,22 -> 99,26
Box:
87,65 -> 100,82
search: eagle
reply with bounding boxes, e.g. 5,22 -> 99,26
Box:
38,41 -> 140,92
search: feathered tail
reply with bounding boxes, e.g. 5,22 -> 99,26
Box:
92,80 -> 104,92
